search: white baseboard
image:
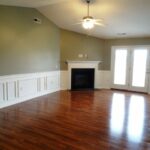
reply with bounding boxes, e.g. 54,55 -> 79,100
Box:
60,70 -> 111,90
0,71 -> 60,108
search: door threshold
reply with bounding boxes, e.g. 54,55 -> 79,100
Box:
111,88 -> 148,94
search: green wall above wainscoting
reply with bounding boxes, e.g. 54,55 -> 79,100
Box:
1,5 -> 150,75
0,6 -> 60,76
60,29 -> 105,70
60,29 -> 150,70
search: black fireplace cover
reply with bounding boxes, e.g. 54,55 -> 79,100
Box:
71,68 -> 95,90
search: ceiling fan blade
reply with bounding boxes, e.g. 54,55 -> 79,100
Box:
94,22 -> 105,27
94,18 -> 104,22
72,22 -> 83,25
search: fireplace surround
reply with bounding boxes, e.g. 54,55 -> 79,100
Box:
67,61 -> 101,90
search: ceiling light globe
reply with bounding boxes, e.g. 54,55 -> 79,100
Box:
82,18 -> 94,29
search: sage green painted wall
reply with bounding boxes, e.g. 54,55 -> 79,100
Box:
60,29 -> 105,70
0,6 -> 60,76
60,29 -> 150,71
1,6 -> 150,74
104,38 -> 150,70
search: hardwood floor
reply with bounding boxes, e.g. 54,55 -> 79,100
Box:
0,90 -> 150,150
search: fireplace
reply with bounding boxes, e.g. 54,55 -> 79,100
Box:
71,68 -> 95,90
67,61 -> 101,90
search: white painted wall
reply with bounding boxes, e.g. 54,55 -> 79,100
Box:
0,71 -> 60,108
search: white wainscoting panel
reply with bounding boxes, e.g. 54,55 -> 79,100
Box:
60,71 -> 69,90
98,71 -> 111,89
19,78 -> 37,98
7,81 -> 16,101
39,77 -> 45,92
0,83 -> 4,101
60,70 -> 111,90
0,71 -> 60,108
47,74 -> 60,92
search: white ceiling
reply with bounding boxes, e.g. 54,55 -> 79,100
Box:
1,0 -> 150,39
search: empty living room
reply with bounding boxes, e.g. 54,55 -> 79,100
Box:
0,0 -> 150,149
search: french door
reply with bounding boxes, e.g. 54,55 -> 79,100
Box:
111,46 -> 149,92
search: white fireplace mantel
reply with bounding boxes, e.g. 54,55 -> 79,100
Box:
67,60 -> 102,89
66,60 -> 102,64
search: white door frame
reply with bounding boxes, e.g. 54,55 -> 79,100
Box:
111,46 -> 130,90
111,45 -> 150,93
129,46 -> 150,92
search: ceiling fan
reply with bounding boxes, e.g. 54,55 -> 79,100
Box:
77,0 -> 105,30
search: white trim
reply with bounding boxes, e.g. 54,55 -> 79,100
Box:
60,71 -> 69,90
111,46 -> 130,90
66,60 -> 102,64
0,71 -> 60,108
111,46 -> 150,93
0,71 -> 58,81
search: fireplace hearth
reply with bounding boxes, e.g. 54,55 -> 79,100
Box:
71,68 -> 95,90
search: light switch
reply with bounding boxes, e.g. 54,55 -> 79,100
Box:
78,54 -> 83,58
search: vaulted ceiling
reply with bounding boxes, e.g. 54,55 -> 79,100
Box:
1,0 -> 150,39
0,0 -> 67,8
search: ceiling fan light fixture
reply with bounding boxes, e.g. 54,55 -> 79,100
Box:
82,16 -> 94,29
78,0 -> 104,30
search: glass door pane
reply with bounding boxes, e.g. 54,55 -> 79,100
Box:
132,49 -> 148,87
114,49 -> 128,85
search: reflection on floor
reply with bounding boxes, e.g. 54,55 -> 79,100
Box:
110,94 -> 145,143
0,90 -> 150,150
